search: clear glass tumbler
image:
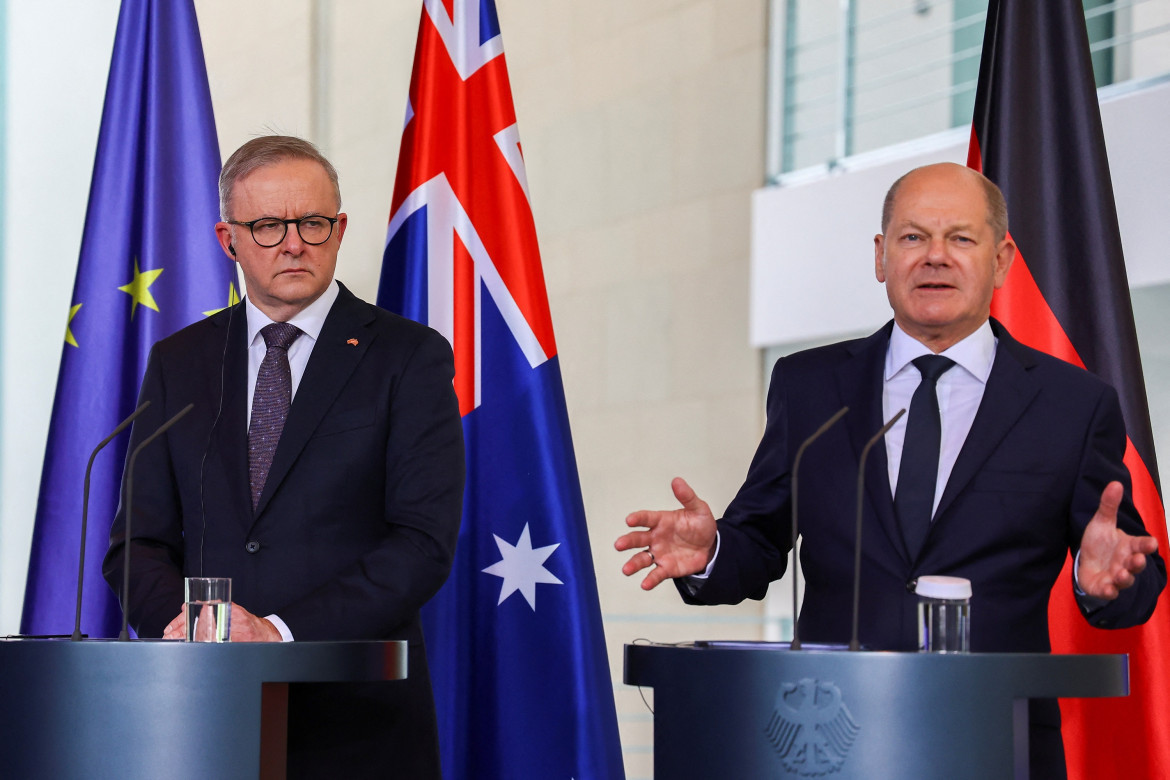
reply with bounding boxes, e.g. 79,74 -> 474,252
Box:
184,577 -> 231,642
916,575 -> 970,653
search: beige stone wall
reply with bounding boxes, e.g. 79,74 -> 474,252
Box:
196,1 -> 770,773
505,4 -> 771,772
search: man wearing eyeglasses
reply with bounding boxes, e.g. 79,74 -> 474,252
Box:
103,135 -> 464,778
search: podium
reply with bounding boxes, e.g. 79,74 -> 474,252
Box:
625,643 -> 1127,780
0,639 -> 407,780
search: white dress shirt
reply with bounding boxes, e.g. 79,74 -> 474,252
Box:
883,320 -> 996,516
243,279 -> 339,641
244,280 -> 339,423
694,318 -> 1093,597
695,320 -> 996,580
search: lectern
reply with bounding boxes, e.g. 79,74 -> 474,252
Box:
0,639 -> 406,780
625,643 -> 1127,780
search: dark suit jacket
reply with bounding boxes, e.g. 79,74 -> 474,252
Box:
103,282 -> 464,777
682,319 -> 1165,778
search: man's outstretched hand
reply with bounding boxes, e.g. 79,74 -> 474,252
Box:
616,477 -> 718,591
1077,481 -> 1159,600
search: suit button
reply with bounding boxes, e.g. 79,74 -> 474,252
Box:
906,579 -> 917,593
245,541 -> 261,553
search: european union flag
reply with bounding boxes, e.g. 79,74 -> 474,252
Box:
20,0 -> 237,638
379,1 -> 625,777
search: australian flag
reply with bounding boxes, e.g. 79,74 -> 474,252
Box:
21,0 -> 237,638
378,1 -> 626,777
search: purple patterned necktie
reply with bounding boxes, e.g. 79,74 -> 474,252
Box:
249,322 -> 302,509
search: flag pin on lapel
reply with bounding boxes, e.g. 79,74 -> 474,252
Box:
346,338 -> 358,346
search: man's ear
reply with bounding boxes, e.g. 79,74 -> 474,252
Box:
874,233 -> 887,283
992,237 -> 1017,289
215,222 -> 238,262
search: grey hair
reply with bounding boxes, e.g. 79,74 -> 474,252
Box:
219,135 -> 341,220
881,164 -> 1009,242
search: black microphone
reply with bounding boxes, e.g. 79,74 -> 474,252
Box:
789,406 -> 849,651
118,403 -> 194,641
850,409 -> 906,652
72,401 -> 151,641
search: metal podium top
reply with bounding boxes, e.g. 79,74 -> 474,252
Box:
624,642 -> 1128,780
0,639 -> 407,780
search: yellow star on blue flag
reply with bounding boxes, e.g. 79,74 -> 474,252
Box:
117,259 -> 164,318
65,303 -> 82,348
204,281 -> 241,317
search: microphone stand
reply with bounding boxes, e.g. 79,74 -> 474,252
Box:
72,402 -> 151,641
789,406 -> 849,650
850,409 -> 905,652
119,403 -> 194,641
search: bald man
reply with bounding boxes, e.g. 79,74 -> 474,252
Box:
617,163 -> 1165,779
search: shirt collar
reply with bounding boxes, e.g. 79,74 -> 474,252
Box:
245,280 -> 339,346
885,319 -> 996,383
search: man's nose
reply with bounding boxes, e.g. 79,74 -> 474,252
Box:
280,222 -> 304,252
924,237 -> 948,263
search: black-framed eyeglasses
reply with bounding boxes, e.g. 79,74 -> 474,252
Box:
228,215 -> 339,247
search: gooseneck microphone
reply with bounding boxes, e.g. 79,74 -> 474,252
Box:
119,403 -> 194,641
850,409 -> 906,652
789,406 -> 849,651
72,401 -> 152,641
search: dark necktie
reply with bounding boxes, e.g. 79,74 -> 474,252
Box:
249,322 -> 301,509
894,354 -> 956,559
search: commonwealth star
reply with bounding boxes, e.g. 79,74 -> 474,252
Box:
482,523 -> 563,610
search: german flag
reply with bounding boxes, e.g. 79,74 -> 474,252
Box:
968,1 -> 1170,777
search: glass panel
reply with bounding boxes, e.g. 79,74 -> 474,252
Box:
774,0 -> 1170,178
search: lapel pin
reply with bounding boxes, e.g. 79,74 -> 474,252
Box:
347,338 -> 359,346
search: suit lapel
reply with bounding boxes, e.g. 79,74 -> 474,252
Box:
932,321 -> 1039,523
835,323 -> 908,562
253,284 -> 376,520
208,302 -> 252,529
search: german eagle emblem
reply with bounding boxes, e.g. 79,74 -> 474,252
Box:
764,678 -> 859,776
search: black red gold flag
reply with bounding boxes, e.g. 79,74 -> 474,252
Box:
969,1 -> 1169,777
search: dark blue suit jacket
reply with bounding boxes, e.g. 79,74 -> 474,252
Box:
684,319 -> 1163,651
681,319 -> 1165,778
103,283 -> 464,777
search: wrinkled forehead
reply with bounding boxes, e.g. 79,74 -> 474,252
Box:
891,172 -> 991,228
232,159 -> 339,214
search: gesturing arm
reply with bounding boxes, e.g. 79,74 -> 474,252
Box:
616,477 -> 718,590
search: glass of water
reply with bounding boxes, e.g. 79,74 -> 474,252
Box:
916,575 -> 970,653
184,577 -> 232,642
